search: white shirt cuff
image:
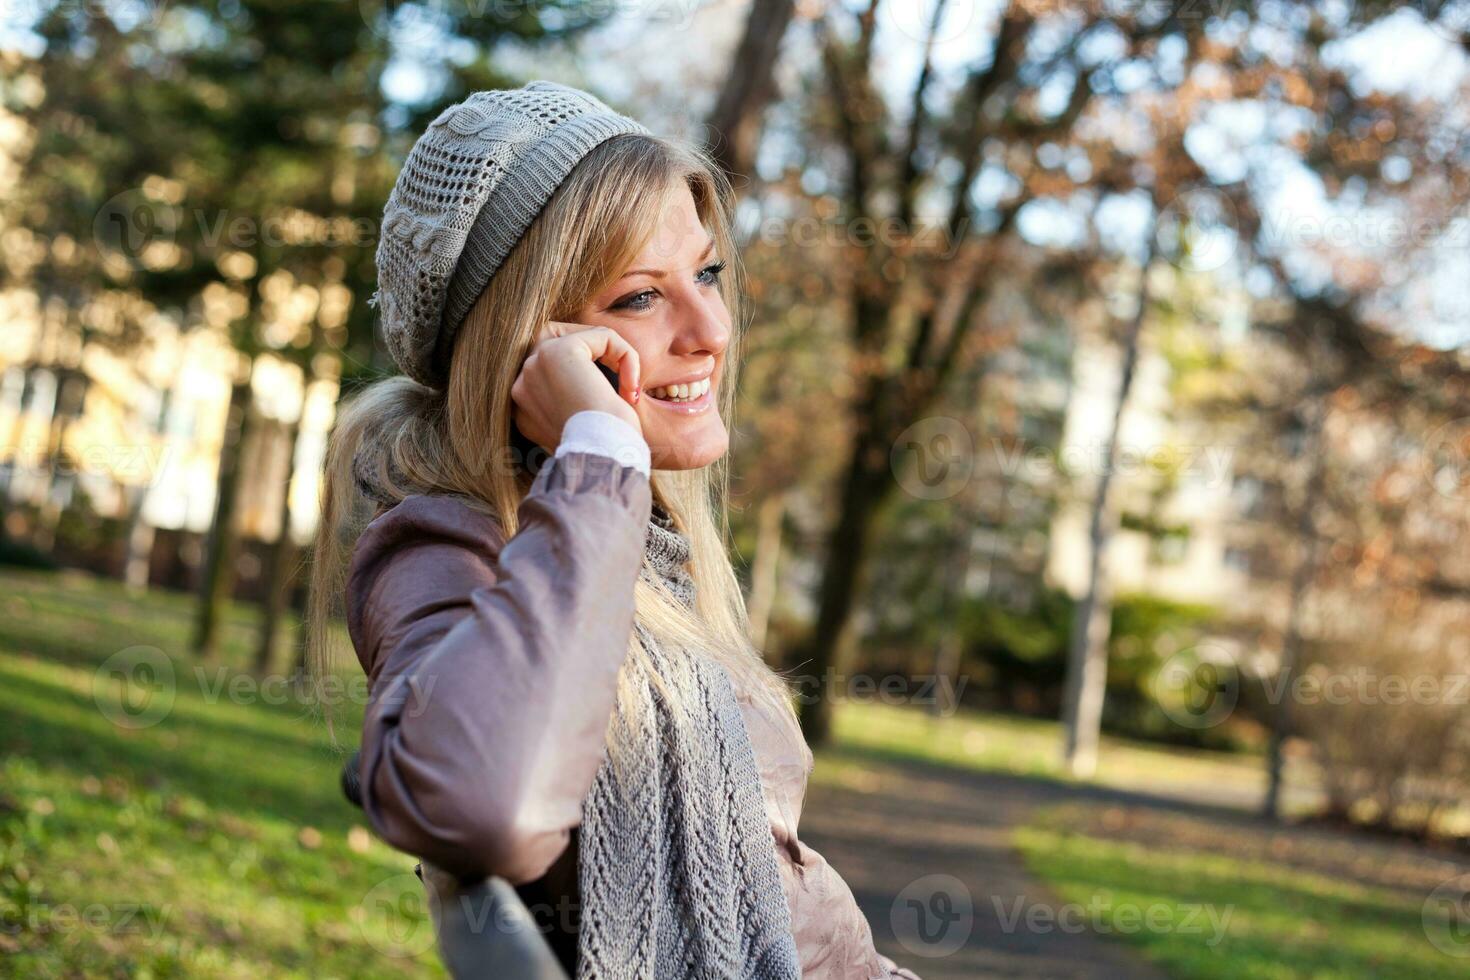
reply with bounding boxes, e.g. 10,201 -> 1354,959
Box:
555,410 -> 650,477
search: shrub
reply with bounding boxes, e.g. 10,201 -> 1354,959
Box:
1293,620 -> 1470,838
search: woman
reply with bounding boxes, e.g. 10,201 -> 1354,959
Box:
311,80 -> 920,979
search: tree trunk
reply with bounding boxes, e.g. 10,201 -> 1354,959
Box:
123,486 -> 155,592
192,375 -> 254,659
931,508 -> 974,717
745,491 -> 786,654
1060,253 -> 1153,778
123,384 -> 174,593
704,0 -> 797,184
1264,392 -> 1326,819
28,368 -> 69,552
1061,573 -> 1116,777
0,366 -> 26,503
254,416 -> 302,675
795,432 -> 889,746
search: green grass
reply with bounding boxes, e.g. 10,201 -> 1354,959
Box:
818,694 -> 1313,812
0,568 -> 441,978
1014,802 -> 1467,980
2,566 -> 1441,979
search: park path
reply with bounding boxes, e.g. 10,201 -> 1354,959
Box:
799,752 -> 1179,980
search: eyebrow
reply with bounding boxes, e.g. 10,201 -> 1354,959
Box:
617,236 -> 715,281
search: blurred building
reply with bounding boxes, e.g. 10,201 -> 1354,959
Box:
0,302 -> 337,592
1045,261 -> 1253,613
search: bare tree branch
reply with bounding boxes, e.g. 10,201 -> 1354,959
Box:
704,0 -> 798,186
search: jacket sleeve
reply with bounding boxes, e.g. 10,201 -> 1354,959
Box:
345,451 -> 653,883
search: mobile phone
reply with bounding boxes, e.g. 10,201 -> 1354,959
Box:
596,362 -> 620,391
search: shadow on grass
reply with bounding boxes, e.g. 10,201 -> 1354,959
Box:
1,664 -> 357,831
823,741 -> 1275,827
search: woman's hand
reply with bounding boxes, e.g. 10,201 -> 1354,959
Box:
511,321 -> 642,452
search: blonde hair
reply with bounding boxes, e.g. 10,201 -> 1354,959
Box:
308,133 -> 800,755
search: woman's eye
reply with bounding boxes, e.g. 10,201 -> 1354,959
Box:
611,261 -> 725,312
697,260 -> 727,287
613,289 -> 655,312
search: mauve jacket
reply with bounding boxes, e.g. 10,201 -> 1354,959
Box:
346,451 -> 919,979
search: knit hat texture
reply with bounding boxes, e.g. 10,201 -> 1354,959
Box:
370,79 -> 651,388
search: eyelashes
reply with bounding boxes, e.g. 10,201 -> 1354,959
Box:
611,260 -> 727,312
697,260 -> 727,285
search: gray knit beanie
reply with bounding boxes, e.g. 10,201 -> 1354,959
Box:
370,80 -> 651,388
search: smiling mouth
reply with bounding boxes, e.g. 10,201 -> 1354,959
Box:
647,377 -> 711,403
644,377 -> 714,416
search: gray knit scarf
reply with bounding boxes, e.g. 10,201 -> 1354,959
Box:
575,503 -> 802,980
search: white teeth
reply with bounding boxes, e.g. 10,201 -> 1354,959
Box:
651,378 -> 710,402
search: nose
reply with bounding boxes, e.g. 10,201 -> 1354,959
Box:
670,291 -> 729,357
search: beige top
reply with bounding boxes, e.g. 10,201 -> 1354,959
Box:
346,452 -> 917,979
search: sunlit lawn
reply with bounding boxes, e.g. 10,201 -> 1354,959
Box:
1015,802 -> 1469,980
0,566 -> 1437,979
819,689 -> 1318,814
0,567 -> 441,978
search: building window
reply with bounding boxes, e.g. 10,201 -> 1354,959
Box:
1223,547 -> 1252,574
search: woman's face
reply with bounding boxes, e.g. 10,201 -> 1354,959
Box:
574,184 -> 732,471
